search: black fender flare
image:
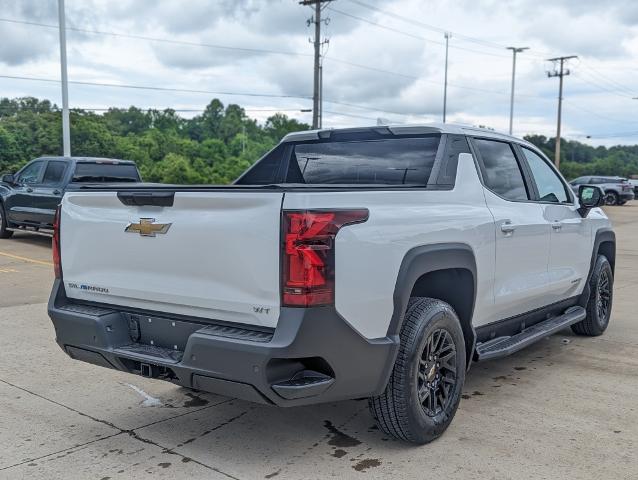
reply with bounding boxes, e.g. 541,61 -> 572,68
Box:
385,243 -> 478,372
578,228 -> 616,307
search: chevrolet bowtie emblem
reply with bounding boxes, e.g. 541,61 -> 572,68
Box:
125,218 -> 172,237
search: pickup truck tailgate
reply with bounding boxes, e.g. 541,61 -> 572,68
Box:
60,190 -> 283,328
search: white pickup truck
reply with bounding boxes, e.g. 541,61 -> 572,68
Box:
48,124 -> 615,444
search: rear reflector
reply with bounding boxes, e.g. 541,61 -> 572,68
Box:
282,209 -> 368,307
53,205 -> 61,279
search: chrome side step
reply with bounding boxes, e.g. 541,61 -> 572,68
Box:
475,306 -> 586,362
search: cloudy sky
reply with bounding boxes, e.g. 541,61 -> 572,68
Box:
1,0 -> 638,146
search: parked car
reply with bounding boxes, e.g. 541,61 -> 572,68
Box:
628,178 -> 638,196
0,157 -> 141,237
569,176 -> 634,205
48,124 -> 614,444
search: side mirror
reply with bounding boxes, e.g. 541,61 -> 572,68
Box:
578,185 -> 604,217
1,174 -> 15,185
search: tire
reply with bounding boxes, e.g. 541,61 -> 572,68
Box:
604,191 -> 619,206
571,255 -> 613,336
369,297 -> 466,444
0,203 -> 13,239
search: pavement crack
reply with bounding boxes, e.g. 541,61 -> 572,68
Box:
0,378 -> 123,431
124,430 -> 242,479
176,408 -> 252,447
133,397 -> 233,431
0,433 -> 121,471
0,378 -> 242,478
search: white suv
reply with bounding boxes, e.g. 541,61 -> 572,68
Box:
48,124 -> 614,444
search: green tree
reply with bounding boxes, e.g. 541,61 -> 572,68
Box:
0,96 -> 310,184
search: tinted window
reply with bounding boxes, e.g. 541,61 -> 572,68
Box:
522,148 -> 569,203
289,137 -> 440,185
42,161 -> 68,184
475,139 -> 528,201
235,144 -> 286,185
591,177 -> 612,185
570,177 -> 587,185
17,161 -> 44,185
72,163 -> 140,182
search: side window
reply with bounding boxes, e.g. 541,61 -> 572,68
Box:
42,161 -> 68,185
570,177 -> 585,185
16,161 -> 44,185
234,144 -> 286,185
474,139 -> 528,201
521,148 -> 569,203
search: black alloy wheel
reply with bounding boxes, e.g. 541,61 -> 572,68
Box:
418,329 -> 457,417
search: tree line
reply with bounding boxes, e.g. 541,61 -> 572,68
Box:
524,135 -> 638,180
1,97 -> 637,183
0,97 -> 308,184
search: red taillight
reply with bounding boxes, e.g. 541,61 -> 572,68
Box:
282,209 -> 368,307
53,205 -> 61,279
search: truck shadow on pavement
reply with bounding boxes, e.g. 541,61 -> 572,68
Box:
121,330 -> 582,476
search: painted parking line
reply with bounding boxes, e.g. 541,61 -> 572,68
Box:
0,251 -> 53,267
0,268 -> 19,273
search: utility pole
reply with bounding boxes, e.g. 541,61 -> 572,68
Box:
507,47 -> 529,135
443,32 -> 451,123
318,63 -> 323,128
547,55 -> 577,168
58,0 -> 71,156
300,0 -> 332,129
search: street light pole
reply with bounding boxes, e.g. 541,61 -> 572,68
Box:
506,47 -> 529,135
443,32 -> 451,123
58,0 -> 71,156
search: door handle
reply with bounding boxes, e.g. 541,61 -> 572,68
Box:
53,189 -> 61,195
551,221 -> 562,231
500,221 -> 517,234
26,187 -> 33,193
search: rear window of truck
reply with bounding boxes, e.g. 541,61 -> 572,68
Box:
72,163 -> 140,183
237,135 -> 441,186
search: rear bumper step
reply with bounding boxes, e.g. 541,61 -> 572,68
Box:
47,279 -> 398,407
475,306 -> 586,361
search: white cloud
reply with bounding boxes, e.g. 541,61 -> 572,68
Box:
0,0 -> 637,145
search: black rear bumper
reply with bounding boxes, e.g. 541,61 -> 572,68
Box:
48,280 -> 399,406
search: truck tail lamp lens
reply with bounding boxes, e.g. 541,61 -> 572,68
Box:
282,209 -> 368,307
53,205 -> 62,279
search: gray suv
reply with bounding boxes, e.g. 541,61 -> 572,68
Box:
569,176 -> 634,205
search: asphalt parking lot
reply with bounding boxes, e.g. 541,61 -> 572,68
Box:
1,206 -> 637,480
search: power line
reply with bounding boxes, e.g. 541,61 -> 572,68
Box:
327,6 -> 522,59
0,74 -> 311,100
578,62 -> 637,97
562,100 -> 638,125
344,0 -> 552,59
583,130 -> 638,139
0,15 -> 513,93
0,17 -> 313,59
0,14 -> 592,105
0,73 -> 413,119
0,105 -> 308,113
570,69 -> 635,99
